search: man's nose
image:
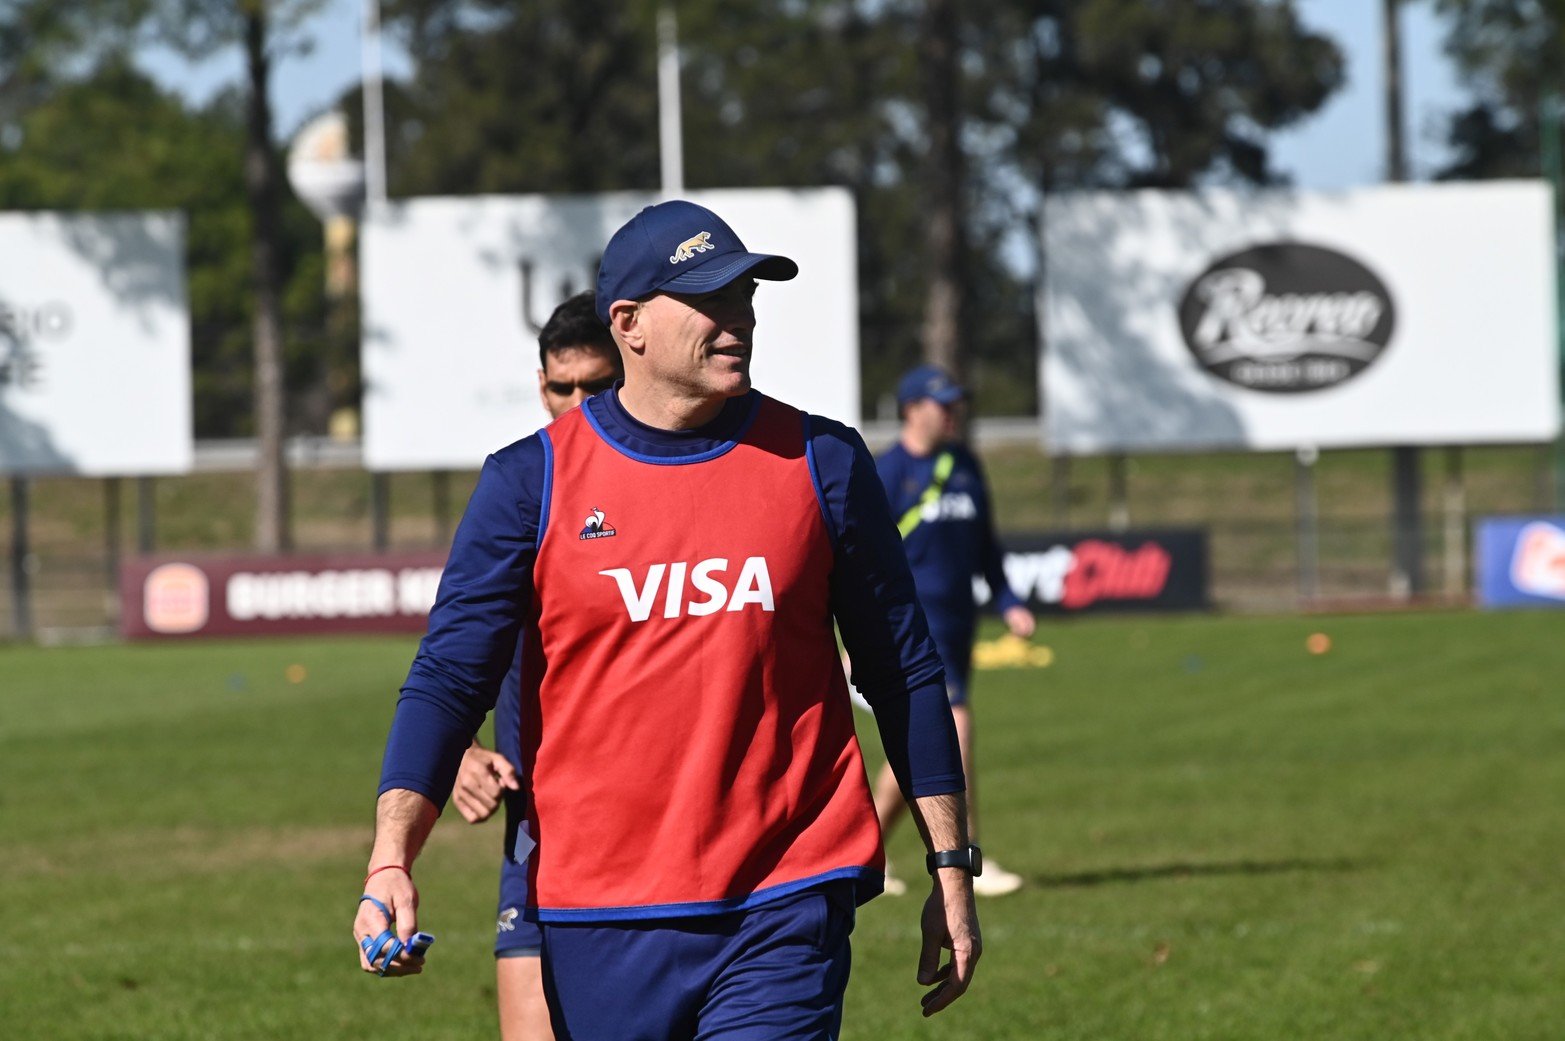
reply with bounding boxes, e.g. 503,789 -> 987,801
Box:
722,300 -> 756,333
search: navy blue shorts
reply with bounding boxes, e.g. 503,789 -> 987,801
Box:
539,881 -> 856,1041
929,620 -> 975,707
495,793 -> 542,957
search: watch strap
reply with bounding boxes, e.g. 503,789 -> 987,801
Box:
926,843 -> 983,876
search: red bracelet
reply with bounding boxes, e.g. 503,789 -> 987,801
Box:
363,864 -> 412,888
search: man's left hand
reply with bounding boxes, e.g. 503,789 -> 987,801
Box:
916,868 -> 982,1016
1003,605 -> 1036,640
452,745 -> 520,824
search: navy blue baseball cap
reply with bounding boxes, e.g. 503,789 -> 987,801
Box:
897,364 -> 967,407
595,200 -> 799,324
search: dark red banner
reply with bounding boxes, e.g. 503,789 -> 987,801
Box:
120,551 -> 449,639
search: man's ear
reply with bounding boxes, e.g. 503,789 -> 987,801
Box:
608,299 -> 644,354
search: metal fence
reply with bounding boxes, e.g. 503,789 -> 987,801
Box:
3,428 -> 1559,640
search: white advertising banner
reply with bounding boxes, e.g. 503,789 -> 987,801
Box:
1042,181 -> 1560,452
0,212 -> 191,475
362,188 -> 859,470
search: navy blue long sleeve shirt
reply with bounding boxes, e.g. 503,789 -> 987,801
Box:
380,387 -> 964,811
876,440 -> 1023,629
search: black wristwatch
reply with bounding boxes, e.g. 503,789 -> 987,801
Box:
926,843 -> 983,877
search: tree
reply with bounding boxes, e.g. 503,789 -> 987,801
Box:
652,0 -> 936,411
13,0 -> 325,550
378,0 -> 661,195
964,1 -> 1345,404
919,0 -> 967,378
115,0 -> 327,551
0,63 -> 242,432
1429,0 -> 1564,179
0,1 -> 356,557
0,2 -> 120,122
686,0 -> 1345,407
1017,1 -> 1344,189
0,61 -> 341,445
368,1 -> 1344,414
63,0 -> 323,547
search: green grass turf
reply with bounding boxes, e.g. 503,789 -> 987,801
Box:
4,610 -> 1563,1039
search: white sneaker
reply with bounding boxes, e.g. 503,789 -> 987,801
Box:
882,864 -> 909,896
973,858 -> 1024,897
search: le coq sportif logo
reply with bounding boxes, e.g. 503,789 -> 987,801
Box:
1176,242 -> 1395,393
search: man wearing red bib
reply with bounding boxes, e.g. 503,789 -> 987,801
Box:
354,201 -> 982,1039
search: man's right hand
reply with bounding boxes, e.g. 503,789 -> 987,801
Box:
1003,604 -> 1036,640
452,743 -> 521,824
355,867 -> 424,977
916,868 -> 982,1017
355,789 -> 438,977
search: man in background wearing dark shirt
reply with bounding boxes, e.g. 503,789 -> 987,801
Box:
872,364 -> 1036,898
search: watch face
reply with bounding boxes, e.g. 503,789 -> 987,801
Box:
970,844 -> 983,877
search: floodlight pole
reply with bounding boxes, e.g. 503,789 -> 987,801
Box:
1382,0 -> 1407,187
361,0 -> 388,206
658,5 -> 685,196
1383,0 -> 1427,599
362,0 -> 391,549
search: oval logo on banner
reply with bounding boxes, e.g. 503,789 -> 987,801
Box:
1177,243 -> 1395,393
143,562 -> 211,635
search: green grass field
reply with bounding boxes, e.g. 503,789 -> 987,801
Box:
5,610 -> 1563,1039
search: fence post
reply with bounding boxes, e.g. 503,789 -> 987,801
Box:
135,476 -> 156,554
105,478 -> 122,621
431,470 -> 451,545
1295,446 -> 1320,603
1389,446 -> 1423,598
1050,455 -> 1070,530
1107,454 -> 1129,532
370,471 -> 390,551
1541,94 -> 1565,512
10,477 -> 32,640
1442,447 -> 1466,600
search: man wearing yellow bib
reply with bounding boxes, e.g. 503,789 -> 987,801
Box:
872,365 -> 1036,897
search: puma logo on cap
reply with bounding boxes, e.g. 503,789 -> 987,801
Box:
669,232 -> 714,264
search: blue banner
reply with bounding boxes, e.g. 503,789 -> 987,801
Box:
1475,516 -> 1565,609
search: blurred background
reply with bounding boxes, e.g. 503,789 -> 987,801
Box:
7,0 -> 1565,636
8,5 -> 1565,1040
